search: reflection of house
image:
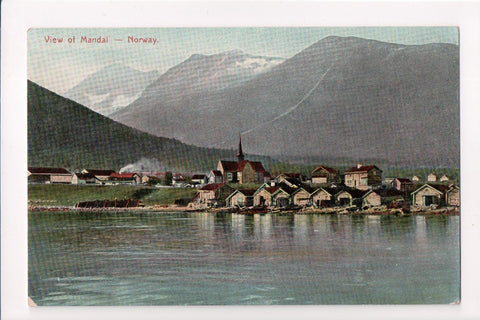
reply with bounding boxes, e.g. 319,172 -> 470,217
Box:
446,185 -> 460,207
195,183 -> 235,207
311,165 -> 338,184
344,164 -> 382,190
411,184 -> 448,207
391,178 -> 415,193
226,189 -> 256,207
28,167 -> 72,184
72,172 -> 98,185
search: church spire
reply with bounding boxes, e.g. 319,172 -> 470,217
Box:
237,133 -> 244,162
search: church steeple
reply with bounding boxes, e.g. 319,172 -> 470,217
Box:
237,133 -> 244,162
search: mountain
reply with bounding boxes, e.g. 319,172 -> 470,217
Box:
111,36 -> 459,168
28,81 -> 303,174
65,63 -> 159,116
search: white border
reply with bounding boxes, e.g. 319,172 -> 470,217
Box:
2,1 -> 480,319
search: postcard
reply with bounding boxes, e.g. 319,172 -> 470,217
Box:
3,1 -> 480,319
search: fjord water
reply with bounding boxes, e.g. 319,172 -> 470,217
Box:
28,212 -> 459,305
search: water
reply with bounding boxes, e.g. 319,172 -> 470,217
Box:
28,212 -> 460,305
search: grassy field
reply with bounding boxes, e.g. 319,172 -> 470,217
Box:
28,184 -> 198,207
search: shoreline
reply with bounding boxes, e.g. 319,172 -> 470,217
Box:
28,204 -> 460,216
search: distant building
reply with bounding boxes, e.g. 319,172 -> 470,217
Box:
411,184 -> 449,207
28,167 -> 72,184
440,175 -> 450,182
191,174 -> 207,186
344,164 -> 382,190
311,165 -> 338,184
108,173 -> 141,185
72,172 -> 98,185
82,169 -> 116,184
195,183 -> 235,208
446,185 -> 460,207
412,175 -> 421,182
427,173 -> 437,182
391,178 -> 415,193
207,170 -> 223,184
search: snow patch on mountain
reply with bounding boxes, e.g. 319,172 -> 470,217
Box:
112,92 -> 143,109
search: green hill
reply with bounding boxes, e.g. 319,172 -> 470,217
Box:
28,80 -> 312,175
28,80 -> 236,172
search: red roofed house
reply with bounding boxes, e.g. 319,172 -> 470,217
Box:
216,135 -> 267,184
108,172 -> 141,185
311,165 -> 339,184
344,164 -> 382,190
28,167 -> 72,184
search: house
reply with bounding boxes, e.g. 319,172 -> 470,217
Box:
334,190 -> 354,206
411,184 -> 449,207
108,173 -> 141,185
275,175 -> 302,189
216,136 -> 268,184
172,177 -> 189,188
311,188 -> 334,208
412,175 -> 421,182
141,175 -> 162,185
446,185 -> 460,207
82,169 -> 116,184
226,189 -> 256,207
253,183 -> 279,207
344,164 -> 382,190
311,165 -> 338,184
291,185 -> 317,207
207,170 -> 223,184
271,185 -> 297,208
191,174 -> 207,186
391,178 -> 415,193
72,172 -> 98,185
440,175 -> 450,182
28,167 -> 72,184
427,173 -> 437,182
358,190 -> 381,207
194,183 -> 235,208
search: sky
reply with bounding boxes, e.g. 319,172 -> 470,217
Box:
28,27 -> 459,95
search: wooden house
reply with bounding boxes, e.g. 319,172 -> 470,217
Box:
28,167 -> 72,184
334,190 -> 354,206
446,185 -> 460,207
311,165 -> 338,184
271,187 -> 295,208
411,184 -> 449,207
359,190 -> 381,207
253,183 -> 279,207
391,178 -> 415,193
195,183 -> 235,208
207,170 -> 223,184
291,185 -> 317,207
311,188 -> 334,208
226,189 -> 256,207
344,164 -> 382,190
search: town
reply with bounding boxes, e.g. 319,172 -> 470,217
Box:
28,137 -> 459,214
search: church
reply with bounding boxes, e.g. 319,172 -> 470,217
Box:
209,135 -> 270,184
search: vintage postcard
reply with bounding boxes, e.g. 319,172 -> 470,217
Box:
3,1 -> 480,319
26,26 -> 460,306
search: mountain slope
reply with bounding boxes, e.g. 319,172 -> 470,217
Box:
65,63 -> 159,116
28,80 -> 230,171
112,36 -> 459,168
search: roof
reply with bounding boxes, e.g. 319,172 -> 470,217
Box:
28,167 -> 71,174
74,172 -> 96,179
85,169 -> 116,176
394,178 -> 413,183
192,174 -> 206,180
312,165 -> 337,175
199,183 -> 227,191
265,186 -> 279,194
345,165 -> 381,174
237,189 -> 257,197
110,173 -> 138,179
209,170 -> 222,177
411,183 -> 450,195
237,160 -> 266,173
219,160 -> 239,172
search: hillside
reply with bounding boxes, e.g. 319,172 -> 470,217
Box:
28,81 -> 308,174
112,36 -> 459,168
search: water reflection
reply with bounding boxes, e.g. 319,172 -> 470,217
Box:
29,211 -> 460,305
